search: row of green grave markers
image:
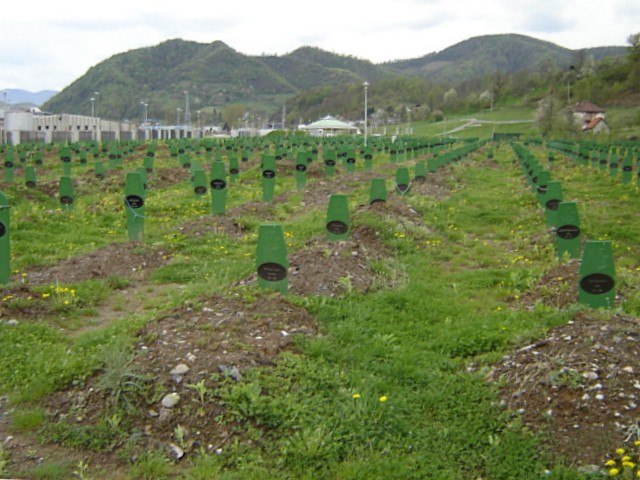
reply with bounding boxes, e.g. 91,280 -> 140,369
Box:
547,140 -> 640,186
512,142 -> 615,308
255,140 -> 489,294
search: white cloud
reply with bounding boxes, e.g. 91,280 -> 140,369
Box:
0,0 -> 636,91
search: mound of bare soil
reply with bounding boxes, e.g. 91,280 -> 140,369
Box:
24,243 -> 169,285
41,293 -> 315,462
488,311 -> 640,468
410,169 -> 455,199
287,225 -> 388,296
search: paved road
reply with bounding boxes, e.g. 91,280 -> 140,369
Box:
438,117 -> 535,136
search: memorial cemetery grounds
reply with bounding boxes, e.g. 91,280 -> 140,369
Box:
0,126 -> 640,479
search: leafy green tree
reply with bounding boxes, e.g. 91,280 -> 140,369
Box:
627,32 -> 640,92
223,104 -> 245,129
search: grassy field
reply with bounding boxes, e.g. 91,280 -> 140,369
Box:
407,105 -> 640,140
0,134 -> 638,478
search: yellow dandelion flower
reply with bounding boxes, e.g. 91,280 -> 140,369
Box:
634,440 -> 640,447
622,461 -> 636,469
622,456 -> 632,462
379,395 -> 388,403
352,393 -> 361,399
609,468 -> 619,476
606,460 -> 617,466
42,293 -> 50,299
617,449 -> 626,455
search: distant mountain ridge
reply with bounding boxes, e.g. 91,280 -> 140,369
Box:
385,33 -> 626,83
41,34 -> 627,122
1,89 -> 58,106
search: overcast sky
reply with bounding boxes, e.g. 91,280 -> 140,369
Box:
1,0 -> 638,92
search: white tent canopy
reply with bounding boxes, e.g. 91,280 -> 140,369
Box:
299,115 -> 359,137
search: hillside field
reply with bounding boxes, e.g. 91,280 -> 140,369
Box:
0,134 -> 639,479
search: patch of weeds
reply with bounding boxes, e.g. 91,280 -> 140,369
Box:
180,454 -> 222,479
96,341 -> 155,411
10,406 -> 45,432
369,258 -> 408,291
19,461 -> 73,480
105,275 -> 132,290
129,450 -> 171,480
47,415 -> 125,451
547,368 -> 585,389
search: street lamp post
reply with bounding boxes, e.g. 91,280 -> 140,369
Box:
363,81 -> 369,147
140,101 -> 148,124
90,97 -> 96,118
176,108 -> 182,126
406,107 -> 412,135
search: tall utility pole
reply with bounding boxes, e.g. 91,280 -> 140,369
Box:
184,91 -> 191,126
282,105 -> 286,130
90,97 -> 96,118
363,81 -> 369,146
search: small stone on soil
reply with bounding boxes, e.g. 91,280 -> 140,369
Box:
161,392 -> 180,408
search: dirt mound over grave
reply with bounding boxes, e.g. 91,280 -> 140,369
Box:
24,242 -> 169,285
488,311 -> 640,468
40,292 -> 315,463
410,169 -> 455,200
512,261 -> 580,310
287,225 -> 389,296
148,167 -> 190,190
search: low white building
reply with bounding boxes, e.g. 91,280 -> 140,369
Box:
3,111 -> 137,145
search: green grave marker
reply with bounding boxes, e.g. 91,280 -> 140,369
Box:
324,149 -> 337,176
256,223 -> 288,294
395,167 -> 411,195
363,147 -> 374,171
261,154 -> 277,201
144,156 -> 154,174
345,149 -> 357,173
0,191 -> 9,285
621,157 -> 633,185
542,181 -> 563,227
609,154 -> 620,178
180,154 -> 191,169
326,194 -> 350,242
24,166 -> 37,188
554,201 -> 581,259
578,240 -> 615,308
193,169 -> 208,196
94,161 -> 105,180
369,178 -> 387,205
228,153 -> 240,182
3,153 -> 14,182
295,150 -> 308,191
414,161 -> 427,183
210,161 -> 227,215
124,172 -> 145,241
533,170 -> 551,196
59,176 -> 75,210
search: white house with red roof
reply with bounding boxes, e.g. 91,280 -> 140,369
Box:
573,101 -> 610,134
